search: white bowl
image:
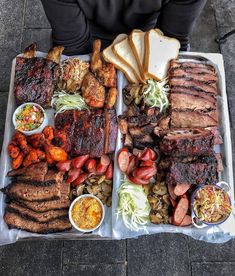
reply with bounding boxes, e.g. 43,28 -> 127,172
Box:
13,103 -> 48,136
69,194 -> 105,233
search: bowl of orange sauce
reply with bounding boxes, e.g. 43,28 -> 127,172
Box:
69,194 -> 105,232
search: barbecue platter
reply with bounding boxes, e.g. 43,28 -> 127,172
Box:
0,28 -> 234,243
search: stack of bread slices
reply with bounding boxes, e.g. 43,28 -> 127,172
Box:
103,29 -> 180,84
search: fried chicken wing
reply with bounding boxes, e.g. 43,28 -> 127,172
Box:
44,142 -> 68,162
82,72 -> 105,108
12,132 -> 28,150
8,143 -> 20,159
54,130 -> 71,152
12,152 -> 24,170
23,149 -> 39,167
46,46 -> 64,64
27,133 -> 45,148
43,126 -> 54,143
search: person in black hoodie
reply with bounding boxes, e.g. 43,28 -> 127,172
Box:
41,0 -> 207,55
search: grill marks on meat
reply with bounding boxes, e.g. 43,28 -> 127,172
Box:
7,202 -> 68,223
55,109 -> 117,158
166,162 -> 218,186
4,211 -> 71,234
14,57 -> 58,108
160,129 -> 214,156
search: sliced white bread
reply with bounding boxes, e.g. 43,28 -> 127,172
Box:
154,28 -> 164,36
144,29 -> 180,80
103,34 -> 139,83
113,37 -> 145,83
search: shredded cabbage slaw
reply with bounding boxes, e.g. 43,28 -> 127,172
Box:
51,90 -> 88,115
143,78 -> 170,112
117,177 -> 151,231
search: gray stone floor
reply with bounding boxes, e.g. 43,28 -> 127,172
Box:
0,0 -> 235,275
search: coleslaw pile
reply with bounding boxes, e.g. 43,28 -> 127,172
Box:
143,78 -> 170,112
117,177 -> 151,231
194,185 -> 232,223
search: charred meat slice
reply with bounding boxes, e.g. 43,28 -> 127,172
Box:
80,111 -> 92,155
7,162 -> 48,183
123,133 -> 133,149
166,161 -> 218,186
169,69 -> 217,82
4,211 -> 71,234
2,181 -> 62,202
169,60 -> 215,73
7,202 -> 68,223
104,109 -> 118,154
171,110 -> 218,128
160,128 -> 214,156
170,93 -> 216,111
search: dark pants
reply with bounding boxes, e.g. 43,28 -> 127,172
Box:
41,0 -> 207,55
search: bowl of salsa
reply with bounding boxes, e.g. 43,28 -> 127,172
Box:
69,194 -> 105,232
13,103 -> 48,135
191,183 -> 232,227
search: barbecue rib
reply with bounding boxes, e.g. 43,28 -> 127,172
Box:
166,161 -> 218,186
14,43 -> 64,108
4,211 -> 71,234
160,128 -> 214,156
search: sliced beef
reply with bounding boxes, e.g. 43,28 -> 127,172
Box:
166,161 -> 218,186
123,133 -> 133,149
171,110 -> 218,128
160,128 -> 214,156
2,181 -> 62,202
169,69 -> 217,82
4,211 -> 71,234
170,92 -> 216,111
104,109 -> 118,154
80,111 -> 92,155
7,202 -> 68,223
169,60 -> 215,73
7,162 -> 48,182
133,135 -> 154,149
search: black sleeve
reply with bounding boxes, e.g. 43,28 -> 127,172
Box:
40,0 -> 91,55
157,0 -> 207,50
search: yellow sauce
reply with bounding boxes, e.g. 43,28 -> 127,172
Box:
71,197 -> 102,230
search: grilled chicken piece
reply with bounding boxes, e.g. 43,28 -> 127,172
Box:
82,72 -> 105,108
23,43 -> 36,58
91,39 -> 103,72
46,46 -> 64,64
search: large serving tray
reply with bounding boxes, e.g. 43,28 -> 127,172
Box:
0,52 -> 235,245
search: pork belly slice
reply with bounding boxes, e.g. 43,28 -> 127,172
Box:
16,182 -> 70,212
90,110 -> 105,158
2,181 -> 62,202
169,69 -> 217,82
169,77 -> 217,94
7,162 -> 48,182
170,92 -> 216,111
170,87 -> 216,103
160,128 -> 214,156
4,211 -> 71,234
169,60 -> 215,73
166,162 -> 218,186
104,109 -> 118,154
7,202 -> 68,223
171,110 -> 218,128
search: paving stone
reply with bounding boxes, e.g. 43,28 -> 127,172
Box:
0,0 -> 25,91
192,262 -> 235,276
21,28 -> 52,53
0,92 -> 8,150
190,0 -> 219,53
24,0 -> 50,28
127,233 -> 190,276
0,240 -> 63,276
189,237 -> 235,262
63,263 -> 126,276
63,240 -> 126,265
214,0 -> 235,27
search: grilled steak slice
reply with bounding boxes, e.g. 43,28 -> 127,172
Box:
169,69 -> 217,82
171,110 -> 218,128
104,109 -> 118,154
7,162 -> 48,182
14,57 -> 58,108
169,77 -> 217,94
90,110 -> 105,158
166,161 -> 218,186
160,128 -> 214,156
7,202 -> 67,223
170,92 -> 216,111
4,211 -> 71,234
15,182 -> 70,212
169,60 -> 215,73
2,181 -> 62,202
